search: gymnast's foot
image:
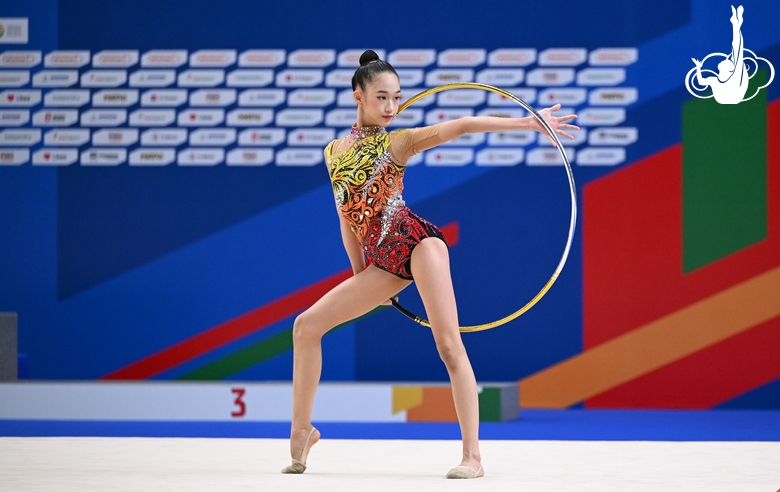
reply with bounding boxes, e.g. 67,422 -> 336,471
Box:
281,425 -> 320,474
446,458 -> 485,479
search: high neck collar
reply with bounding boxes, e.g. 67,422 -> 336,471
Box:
350,125 -> 387,139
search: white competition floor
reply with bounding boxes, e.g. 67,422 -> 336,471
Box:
1,437 -> 778,491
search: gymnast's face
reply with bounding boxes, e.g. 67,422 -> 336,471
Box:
354,71 -> 401,127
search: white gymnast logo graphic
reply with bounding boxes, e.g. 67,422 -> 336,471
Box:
685,5 -> 774,104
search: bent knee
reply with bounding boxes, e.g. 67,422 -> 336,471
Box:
292,312 -> 321,345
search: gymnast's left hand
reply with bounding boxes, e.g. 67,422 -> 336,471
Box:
530,103 -> 579,147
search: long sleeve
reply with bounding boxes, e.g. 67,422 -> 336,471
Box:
389,125 -> 446,164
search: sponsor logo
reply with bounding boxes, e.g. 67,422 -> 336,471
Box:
32,109 -> 77,127
389,109 -> 423,127
525,68 -> 575,86
488,48 -> 536,67
487,130 -> 536,146
0,128 -> 40,145
226,148 -> 274,166
425,149 -> 474,167
538,48 -> 587,66
275,148 -> 323,166
0,50 -> 41,67
92,50 -> 139,68
588,127 -> 638,146
177,109 -> 225,127
238,128 -> 286,146
274,109 -> 322,127
44,90 -> 90,107
0,148 -> 29,165
487,88 -> 537,106
288,49 -> 336,67
32,148 -> 78,166
189,128 -> 237,146
325,69 -> 354,88
189,50 -> 237,67
425,108 -> 474,126
576,108 -> 626,126
588,48 -> 637,66
576,68 -> 626,86
325,108 -> 356,127
0,110 -> 30,126
189,89 -> 237,107
92,89 -> 139,107
425,69 -> 474,86
43,129 -> 90,146
441,133 -> 485,147
129,148 -> 176,166
129,109 -> 176,127
141,50 -> 188,67
80,148 -> 127,166
80,110 -> 128,127
129,70 -> 176,87
588,88 -> 638,106
177,148 -> 225,166
396,69 -> 424,87
537,127 -> 587,146
436,89 -> 486,107
238,89 -> 286,107
337,49 -> 386,67
177,70 -> 225,87
476,68 -> 525,86
476,108 -> 526,119
437,49 -> 486,67
0,70 -> 30,87
0,18 -> 28,44
387,49 -> 436,67
92,129 -> 139,146
576,147 -> 625,166
287,88 -> 336,107
140,128 -> 188,146
80,70 -> 127,87
538,88 -> 587,106
238,49 -> 286,67
526,148 -> 576,166
44,50 -> 90,67
275,69 -> 324,87
140,89 -> 187,107
227,69 -> 274,87
287,128 -> 335,146
0,90 -> 41,106
476,148 -> 524,166
227,109 -> 274,126
32,70 -> 76,87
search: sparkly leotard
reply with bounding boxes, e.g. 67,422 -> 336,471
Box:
326,125 -> 446,280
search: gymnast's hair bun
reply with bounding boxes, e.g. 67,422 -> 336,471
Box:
359,50 -> 380,66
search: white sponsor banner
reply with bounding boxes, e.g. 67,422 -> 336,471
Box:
576,68 -> 626,86
589,88 -> 638,106
406,152 -> 424,166
228,108 -> 274,126
441,133 -> 485,147
526,148 -> 575,166
287,88 -> 335,107
577,147 -> 625,166
437,49 -> 486,67
238,49 -> 286,67
140,128 -> 188,146
80,70 -> 127,88
177,148 -> 224,166
226,148 -> 274,166
538,88 -> 587,106
0,90 -> 40,106
389,108 -> 423,127
538,48 -> 587,66
588,127 -> 638,146
0,18 -> 28,44
44,129 -> 90,146
44,50 -> 90,68
80,109 -> 127,127
141,50 -> 188,68
0,148 -> 28,165
287,128 -> 335,146
325,69 -> 354,88
288,49 -> 335,67
425,69 -> 474,86
275,69 -> 323,87
487,130 -> 536,146
177,70 -> 225,87
0,50 -> 41,67
140,89 -> 188,107
476,148 -> 524,166
526,68 -> 575,86
80,148 -> 127,166
337,49 -> 386,67
0,128 -> 40,145
129,109 -> 176,127
275,148 -> 323,166
425,108 -> 474,126
488,48 -> 536,67
396,69 -> 424,87
576,107 -> 625,126
129,148 -> 176,166
227,69 -> 273,87
238,89 -> 286,107
336,128 -> 353,139
31,109 -> 76,127
337,89 -> 357,107
425,148 -> 473,166
93,50 -> 138,68
538,127 -> 587,146
476,108 -> 526,119
0,110 -> 29,126
189,128 -> 236,146
0,70 -> 30,87
325,108 -> 356,127
476,68 -> 524,86
388,49 -> 436,67
189,89 -> 237,107
129,70 -> 176,87
92,89 -> 139,107
177,109 -> 225,127
275,108 -> 322,127
92,129 -> 139,146
488,88 -> 537,106
44,89 -> 90,107
32,148 -> 78,166
189,50 -> 236,67
238,128 -> 286,146
32,70 -> 77,88
399,90 -> 435,107
436,89 -> 485,107
589,48 -> 638,66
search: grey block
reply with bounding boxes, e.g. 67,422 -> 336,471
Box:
0,312 -> 18,381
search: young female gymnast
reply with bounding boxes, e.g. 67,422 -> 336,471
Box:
283,49 -> 578,479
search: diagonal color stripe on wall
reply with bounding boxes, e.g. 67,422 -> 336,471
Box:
519,265 -> 780,408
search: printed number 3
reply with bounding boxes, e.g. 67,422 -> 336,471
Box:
231,387 -> 246,418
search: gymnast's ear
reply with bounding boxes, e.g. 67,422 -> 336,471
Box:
353,90 -> 363,106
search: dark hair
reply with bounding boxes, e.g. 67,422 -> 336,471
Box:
351,50 -> 399,91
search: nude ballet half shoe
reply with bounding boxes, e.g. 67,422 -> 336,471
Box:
446,465 -> 484,479
281,427 -> 318,474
